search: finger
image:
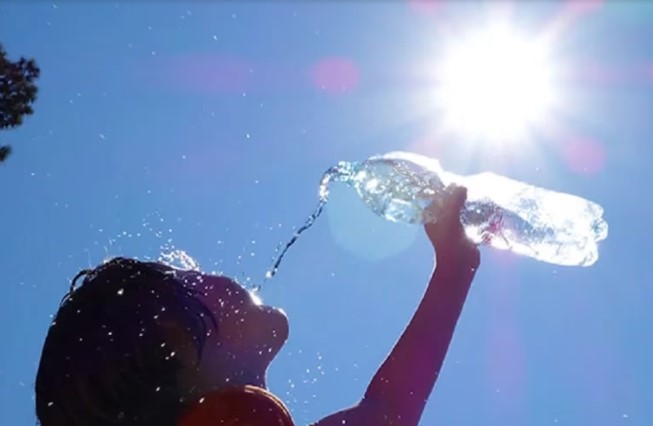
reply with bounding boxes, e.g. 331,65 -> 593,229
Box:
446,185 -> 468,212
424,185 -> 467,222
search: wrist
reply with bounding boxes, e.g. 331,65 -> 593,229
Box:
434,247 -> 480,279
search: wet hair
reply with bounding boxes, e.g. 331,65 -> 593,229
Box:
35,257 -> 218,426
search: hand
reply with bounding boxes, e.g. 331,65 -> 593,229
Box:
425,185 -> 480,270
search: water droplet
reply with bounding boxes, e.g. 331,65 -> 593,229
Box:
158,249 -> 199,271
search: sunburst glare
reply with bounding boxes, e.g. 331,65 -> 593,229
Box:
433,22 -> 558,144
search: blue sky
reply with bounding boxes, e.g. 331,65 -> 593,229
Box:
1,1 -> 652,425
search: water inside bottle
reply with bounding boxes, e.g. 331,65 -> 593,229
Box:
459,173 -> 608,266
350,152 -> 452,225
262,153 -> 609,283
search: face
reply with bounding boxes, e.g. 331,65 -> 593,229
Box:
176,271 -> 289,396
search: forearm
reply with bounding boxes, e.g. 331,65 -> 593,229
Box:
361,258 -> 477,425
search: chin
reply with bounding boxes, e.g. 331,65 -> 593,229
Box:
252,305 -> 289,364
265,306 -> 290,345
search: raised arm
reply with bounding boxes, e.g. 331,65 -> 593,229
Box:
313,186 -> 480,426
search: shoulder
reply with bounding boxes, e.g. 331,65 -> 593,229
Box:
309,401 -> 384,426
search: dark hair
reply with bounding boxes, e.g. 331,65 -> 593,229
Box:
35,257 -> 217,426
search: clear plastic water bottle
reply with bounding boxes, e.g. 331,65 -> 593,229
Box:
320,151 -> 608,267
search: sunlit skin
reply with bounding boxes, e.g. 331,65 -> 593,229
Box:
174,4 -> 612,422
172,6 -> 614,424
176,186 -> 480,426
174,272 -> 289,395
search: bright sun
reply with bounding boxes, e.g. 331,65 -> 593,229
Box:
435,23 -> 556,142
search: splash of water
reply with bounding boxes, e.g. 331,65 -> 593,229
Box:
158,249 -> 200,271
262,162 -> 357,283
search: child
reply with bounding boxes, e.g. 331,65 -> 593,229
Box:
35,186 -> 479,426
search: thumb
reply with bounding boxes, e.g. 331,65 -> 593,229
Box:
445,185 -> 468,214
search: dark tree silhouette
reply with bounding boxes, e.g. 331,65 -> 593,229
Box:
0,43 -> 40,163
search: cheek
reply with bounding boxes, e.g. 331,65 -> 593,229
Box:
213,304 -> 258,348
202,289 -> 248,324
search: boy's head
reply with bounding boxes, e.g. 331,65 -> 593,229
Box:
35,257 -> 289,426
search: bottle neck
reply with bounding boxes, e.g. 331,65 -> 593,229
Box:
319,161 -> 360,201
